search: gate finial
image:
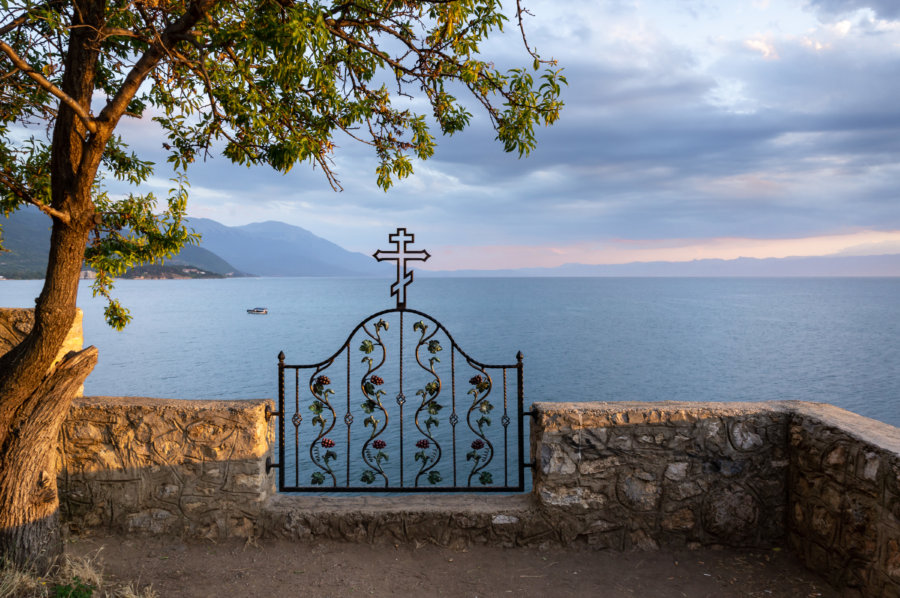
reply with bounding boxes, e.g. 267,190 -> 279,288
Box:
373,228 -> 430,309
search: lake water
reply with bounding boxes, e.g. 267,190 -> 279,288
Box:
2,277 -> 898,428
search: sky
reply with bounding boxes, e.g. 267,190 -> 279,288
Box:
110,0 -> 900,271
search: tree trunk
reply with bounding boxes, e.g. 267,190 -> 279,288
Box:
0,347 -> 96,573
0,1 -> 112,572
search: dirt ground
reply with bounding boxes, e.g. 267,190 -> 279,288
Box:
65,533 -> 839,598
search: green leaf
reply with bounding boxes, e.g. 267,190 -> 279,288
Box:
427,471 -> 442,485
1,0 -> 564,337
360,470 -> 377,484
311,472 -> 325,485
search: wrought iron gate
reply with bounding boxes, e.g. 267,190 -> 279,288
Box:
266,229 -> 531,492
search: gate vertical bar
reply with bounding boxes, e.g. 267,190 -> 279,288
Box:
451,347 -> 457,486
398,310 -> 405,487
516,351 -> 524,490
346,346 -> 351,486
502,368 -> 508,487
277,351 -> 285,493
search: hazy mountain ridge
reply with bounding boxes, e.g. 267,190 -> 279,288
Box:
0,208 -> 51,278
186,218 -> 389,277
428,253 -> 900,277
0,208 -> 386,279
4,206 -> 900,278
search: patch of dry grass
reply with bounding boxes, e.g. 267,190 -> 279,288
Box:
0,551 -> 157,598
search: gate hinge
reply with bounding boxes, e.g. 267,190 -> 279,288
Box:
266,457 -> 280,473
523,410 -> 537,419
524,461 -> 536,469
265,404 -> 282,421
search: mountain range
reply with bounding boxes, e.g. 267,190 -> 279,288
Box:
185,217 -> 386,277
2,206 -> 900,278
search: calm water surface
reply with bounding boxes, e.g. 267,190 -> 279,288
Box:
3,277 -> 898,427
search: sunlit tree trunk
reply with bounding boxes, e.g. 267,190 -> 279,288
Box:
0,0 -> 106,571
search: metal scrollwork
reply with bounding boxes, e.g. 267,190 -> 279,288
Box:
465,364 -> 495,486
308,363 -> 337,486
412,320 -> 444,486
359,319 -> 390,486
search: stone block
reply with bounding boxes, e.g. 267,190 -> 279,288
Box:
666,480 -> 704,501
888,539 -> 900,582
661,508 -> 696,531
729,421 -> 764,452
577,455 -> 620,476
540,442 -> 577,476
822,442 -> 852,483
617,471 -> 661,512
664,462 -> 689,481
810,504 -> 838,543
857,451 -> 881,483
701,484 -> 759,539
628,529 -> 659,551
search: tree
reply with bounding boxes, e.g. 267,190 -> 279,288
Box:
0,0 -> 564,569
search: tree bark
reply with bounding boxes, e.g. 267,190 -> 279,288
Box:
0,346 -> 97,573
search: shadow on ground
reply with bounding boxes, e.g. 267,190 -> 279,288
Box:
67,533 -> 838,598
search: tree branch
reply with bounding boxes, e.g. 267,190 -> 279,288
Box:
0,5 -> 38,37
0,169 -> 71,224
0,41 -> 98,134
96,0 -> 216,131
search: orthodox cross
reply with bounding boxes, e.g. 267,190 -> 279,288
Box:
373,228 -> 431,309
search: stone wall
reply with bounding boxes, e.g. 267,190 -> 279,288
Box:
531,402 -> 789,550
531,401 -> 900,596
49,395 -> 900,595
787,403 -> 900,597
0,307 -> 85,395
57,396 -> 274,539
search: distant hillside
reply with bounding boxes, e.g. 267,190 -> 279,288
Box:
186,218 -> 388,277
121,264 -> 226,279
0,208 -> 51,278
427,253 -> 900,277
0,207 -> 246,279
165,244 -> 249,277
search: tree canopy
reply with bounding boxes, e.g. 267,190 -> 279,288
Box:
1,0 -> 564,327
0,2 -> 563,568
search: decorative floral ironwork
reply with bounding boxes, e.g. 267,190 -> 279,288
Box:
359,319 -> 390,485
273,308 -> 525,493
308,368 -> 337,486
412,320 -> 444,486
466,369 -> 495,486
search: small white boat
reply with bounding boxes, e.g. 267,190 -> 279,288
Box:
247,307 -> 268,314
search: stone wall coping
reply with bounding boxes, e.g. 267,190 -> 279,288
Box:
788,400 -> 900,455
76,395 -> 274,411
532,400 -> 900,455
265,493 -> 534,514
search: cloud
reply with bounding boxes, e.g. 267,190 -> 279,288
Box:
806,0 -> 900,21
89,1 -> 900,265
744,37 -> 780,59
422,230 -> 900,270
